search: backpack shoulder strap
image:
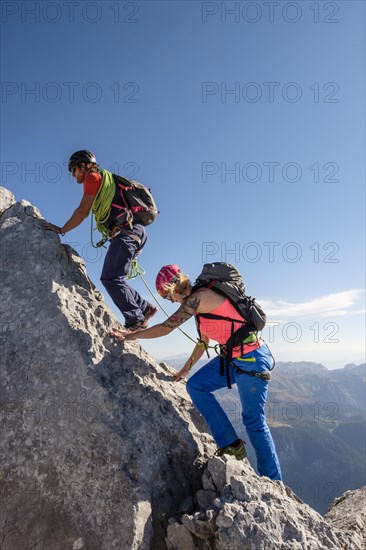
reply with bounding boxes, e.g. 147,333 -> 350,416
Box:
198,312 -> 245,324
112,173 -> 134,188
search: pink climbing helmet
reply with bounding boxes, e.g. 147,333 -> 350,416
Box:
155,264 -> 181,298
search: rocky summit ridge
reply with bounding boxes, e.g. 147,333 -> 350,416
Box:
0,186 -> 364,550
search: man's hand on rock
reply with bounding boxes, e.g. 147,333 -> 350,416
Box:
43,222 -> 64,235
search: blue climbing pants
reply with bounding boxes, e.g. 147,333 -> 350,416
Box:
186,343 -> 282,480
100,224 -> 149,324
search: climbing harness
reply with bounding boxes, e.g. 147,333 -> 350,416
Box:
234,358 -> 272,382
91,221 -> 143,249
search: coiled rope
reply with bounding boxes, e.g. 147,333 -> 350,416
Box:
89,171 -> 115,248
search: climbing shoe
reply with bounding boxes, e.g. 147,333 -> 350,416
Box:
124,305 -> 157,332
124,318 -> 148,332
215,439 -> 247,460
143,304 -> 158,322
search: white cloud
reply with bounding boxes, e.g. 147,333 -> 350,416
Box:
261,289 -> 363,318
352,309 -> 366,315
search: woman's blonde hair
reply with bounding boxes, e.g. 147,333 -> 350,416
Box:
163,272 -> 192,298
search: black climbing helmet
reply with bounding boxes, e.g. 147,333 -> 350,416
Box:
68,150 -> 97,172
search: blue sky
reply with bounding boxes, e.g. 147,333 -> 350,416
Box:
2,1 -> 365,368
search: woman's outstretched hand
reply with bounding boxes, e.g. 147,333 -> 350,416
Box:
110,327 -> 131,341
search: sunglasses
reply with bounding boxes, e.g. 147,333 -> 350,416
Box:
71,163 -> 85,175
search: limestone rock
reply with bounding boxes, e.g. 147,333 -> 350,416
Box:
325,487 -> 366,549
178,495 -> 195,515
166,523 -> 196,550
196,489 -> 217,511
169,456 -> 365,550
202,468 -> 216,491
0,186 -> 15,213
0,187 -> 208,550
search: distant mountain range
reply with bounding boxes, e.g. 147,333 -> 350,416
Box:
160,358 -> 365,515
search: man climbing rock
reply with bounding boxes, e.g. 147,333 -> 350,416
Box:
43,150 -> 157,330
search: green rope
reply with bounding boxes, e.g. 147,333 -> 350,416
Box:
91,171 -> 115,237
89,170 -> 116,249
90,215 -> 108,249
127,258 -> 145,280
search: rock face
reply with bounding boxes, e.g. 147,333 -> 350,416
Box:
166,457 -> 364,550
0,186 -> 364,550
325,487 -> 366,550
0,187 -> 212,550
